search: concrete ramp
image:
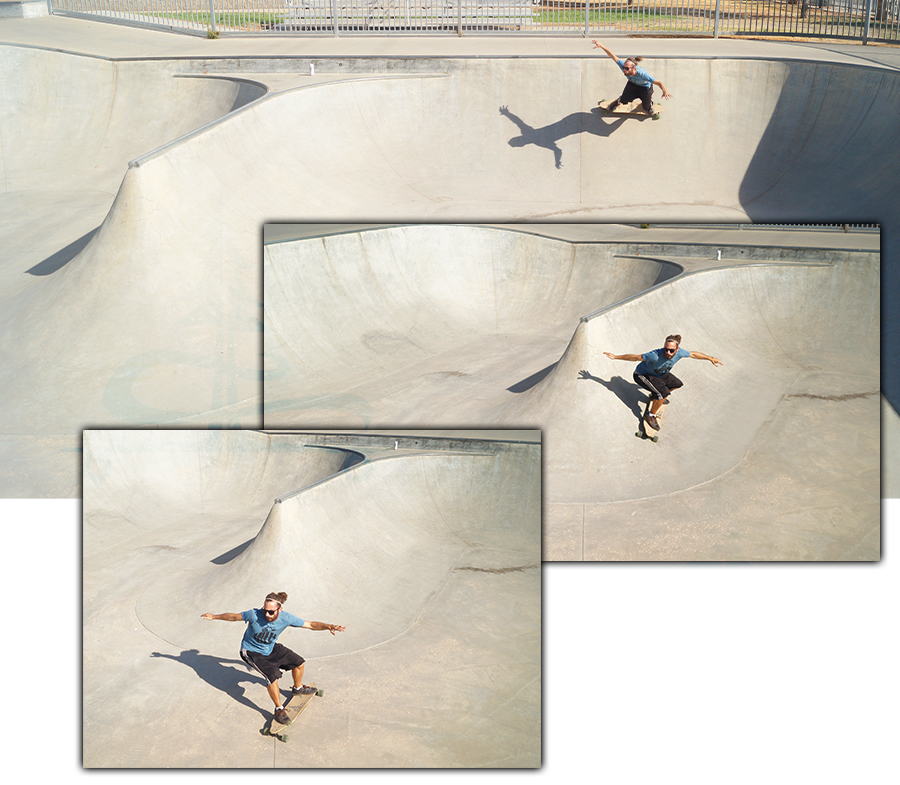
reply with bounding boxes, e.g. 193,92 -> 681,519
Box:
83,430 -> 541,767
1,45 -> 897,497
263,227 -> 880,560
497,261 -> 879,504
1,46 -> 266,496
264,225 -> 677,423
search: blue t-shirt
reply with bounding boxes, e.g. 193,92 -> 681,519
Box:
240,609 -> 305,655
636,347 -> 689,377
617,58 -> 654,89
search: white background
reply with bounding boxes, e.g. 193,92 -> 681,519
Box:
7,498 -> 895,782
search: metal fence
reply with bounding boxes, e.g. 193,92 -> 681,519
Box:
49,0 -> 900,41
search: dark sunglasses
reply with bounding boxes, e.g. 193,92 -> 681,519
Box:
664,348 -> 677,354
264,608 -> 278,615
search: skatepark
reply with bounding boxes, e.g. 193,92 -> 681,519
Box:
82,429 -> 540,767
0,16 -> 898,499
264,224 -> 880,560
0,12 -> 893,781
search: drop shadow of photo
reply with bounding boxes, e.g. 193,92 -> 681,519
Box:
150,649 -> 270,719
578,370 -> 646,420
499,105 -> 626,169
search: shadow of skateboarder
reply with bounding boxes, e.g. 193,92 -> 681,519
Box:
150,649 -> 271,719
577,370 -> 646,421
499,105 -> 625,169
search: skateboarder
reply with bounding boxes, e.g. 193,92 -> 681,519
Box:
201,591 -> 345,723
592,40 -> 673,116
603,334 -> 722,431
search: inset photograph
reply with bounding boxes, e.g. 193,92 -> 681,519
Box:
263,224 -> 880,561
83,428 -> 541,768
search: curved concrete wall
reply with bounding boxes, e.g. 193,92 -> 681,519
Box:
499,259 -> 878,502
0,47 -> 894,496
82,430 -> 539,657
264,226 -> 675,422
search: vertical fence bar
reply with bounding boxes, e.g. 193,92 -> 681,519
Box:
862,0 -> 872,42
713,0 -> 720,35
208,0 -> 216,33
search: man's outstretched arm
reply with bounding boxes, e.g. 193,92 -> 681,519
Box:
603,352 -> 643,362
653,79 -> 674,100
201,612 -> 242,621
301,621 -> 346,635
591,40 -> 620,64
688,351 -> 723,366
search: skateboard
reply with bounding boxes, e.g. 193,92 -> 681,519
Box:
636,399 -> 665,442
597,99 -> 662,120
261,684 -> 324,743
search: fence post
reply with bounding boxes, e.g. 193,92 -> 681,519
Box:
332,0 -> 339,35
862,0 -> 873,44
458,0 -> 462,36
208,0 -> 217,35
713,0 -> 721,38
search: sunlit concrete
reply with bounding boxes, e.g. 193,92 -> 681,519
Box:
82,429 -> 541,767
264,225 -> 879,561
0,16 -> 896,498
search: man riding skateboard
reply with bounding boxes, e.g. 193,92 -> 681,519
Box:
592,40 -> 673,117
603,334 -> 723,431
201,591 -> 345,723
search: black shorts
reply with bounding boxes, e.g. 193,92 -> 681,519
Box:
240,643 -> 305,684
619,81 -> 654,112
634,371 -> 683,400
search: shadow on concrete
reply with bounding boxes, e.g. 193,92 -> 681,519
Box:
508,362 -> 557,393
577,370 -> 646,420
27,227 -> 99,275
150,649 -> 270,719
734,61 -> 898,413
499,105 -> 625,169
211,538 -> 254,564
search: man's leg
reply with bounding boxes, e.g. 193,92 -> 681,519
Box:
266,678 -> 282,708
649,373 -> 681,415
291,662 -> 306,690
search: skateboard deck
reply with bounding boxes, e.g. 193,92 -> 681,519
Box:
636,399 -> 665,442
598,99 -> 663,119
262,684 -> 324,743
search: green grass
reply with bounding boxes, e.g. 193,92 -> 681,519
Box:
164,11 -> 287,26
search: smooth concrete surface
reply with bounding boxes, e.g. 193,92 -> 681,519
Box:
0,16 -> 897,498
264,225 -> 880,561
83,429 -> 541,767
